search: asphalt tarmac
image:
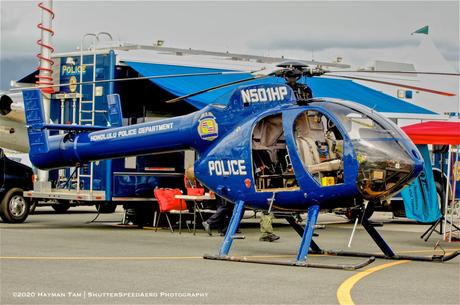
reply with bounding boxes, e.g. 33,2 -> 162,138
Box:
1,207 -> 459,305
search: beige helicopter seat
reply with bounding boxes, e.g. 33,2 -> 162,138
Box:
295,136 -> 341,174
294,112 -> 342,175
252,115 -> 285,163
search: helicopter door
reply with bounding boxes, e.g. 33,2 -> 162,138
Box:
293,110 -> 344,186
252,113 -> 299,192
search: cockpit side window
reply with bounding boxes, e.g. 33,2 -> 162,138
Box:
325,105 -> 394,141
294,110 -> 344,186
252,114 -> 299,192
322,102 -> 416,199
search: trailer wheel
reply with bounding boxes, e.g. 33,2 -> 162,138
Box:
95,202 -> 117,214
0,188 -> 30,223
52,202 -> 71,213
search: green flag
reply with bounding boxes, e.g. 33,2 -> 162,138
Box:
412,25 -> 429,35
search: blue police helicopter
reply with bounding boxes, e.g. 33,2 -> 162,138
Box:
21,63 -> 459,270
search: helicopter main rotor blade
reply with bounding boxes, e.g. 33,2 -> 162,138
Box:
164,75 -> 271,104
164,66 -> 290,103
325,74 -> 457,96
11,70 -> 257,92
326,70 -> 460,76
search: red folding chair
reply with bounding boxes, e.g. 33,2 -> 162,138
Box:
153,188 -> 187,233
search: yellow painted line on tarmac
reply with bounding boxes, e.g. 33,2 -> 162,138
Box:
0,256 -> 203,260
337,260 -> 410,305
0,254 -> 323,261
2,248 -> 455,262
2,248 -> 457,261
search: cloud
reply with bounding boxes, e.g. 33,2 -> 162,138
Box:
1,0 -> 458,89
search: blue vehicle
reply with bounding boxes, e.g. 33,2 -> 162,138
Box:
21,63 -> 460,269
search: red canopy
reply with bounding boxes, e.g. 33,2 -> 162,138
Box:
401,121 -> 460,145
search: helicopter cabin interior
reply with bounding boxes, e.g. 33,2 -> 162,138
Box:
252,110 -> 344,192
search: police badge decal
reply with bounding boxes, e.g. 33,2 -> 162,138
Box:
197,112 -> 219,141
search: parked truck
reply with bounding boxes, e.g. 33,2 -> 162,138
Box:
0,148 -> 33,223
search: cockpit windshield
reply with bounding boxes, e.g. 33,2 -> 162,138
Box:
323,102 -> 417,199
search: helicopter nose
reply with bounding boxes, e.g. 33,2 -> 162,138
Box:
354,137 -> 424,200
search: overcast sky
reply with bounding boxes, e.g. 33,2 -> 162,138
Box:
1,0 -> 459,90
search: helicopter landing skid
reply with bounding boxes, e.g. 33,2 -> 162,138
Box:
207,202 -> 374,270
310,213 -> 460,262
203,254 -> 375,270
316,249 -> 460,262
284,206 -> 460,263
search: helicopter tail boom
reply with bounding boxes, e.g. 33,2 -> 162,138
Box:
23,89 -> 196,169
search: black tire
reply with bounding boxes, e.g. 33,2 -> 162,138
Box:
95,202 -> 117,214
52,202 -> 71,213
0,188 -> 30,223
435,181 -> 446,213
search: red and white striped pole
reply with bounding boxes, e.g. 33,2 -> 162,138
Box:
36,1 -> 55,117
35,0 -> 54,185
